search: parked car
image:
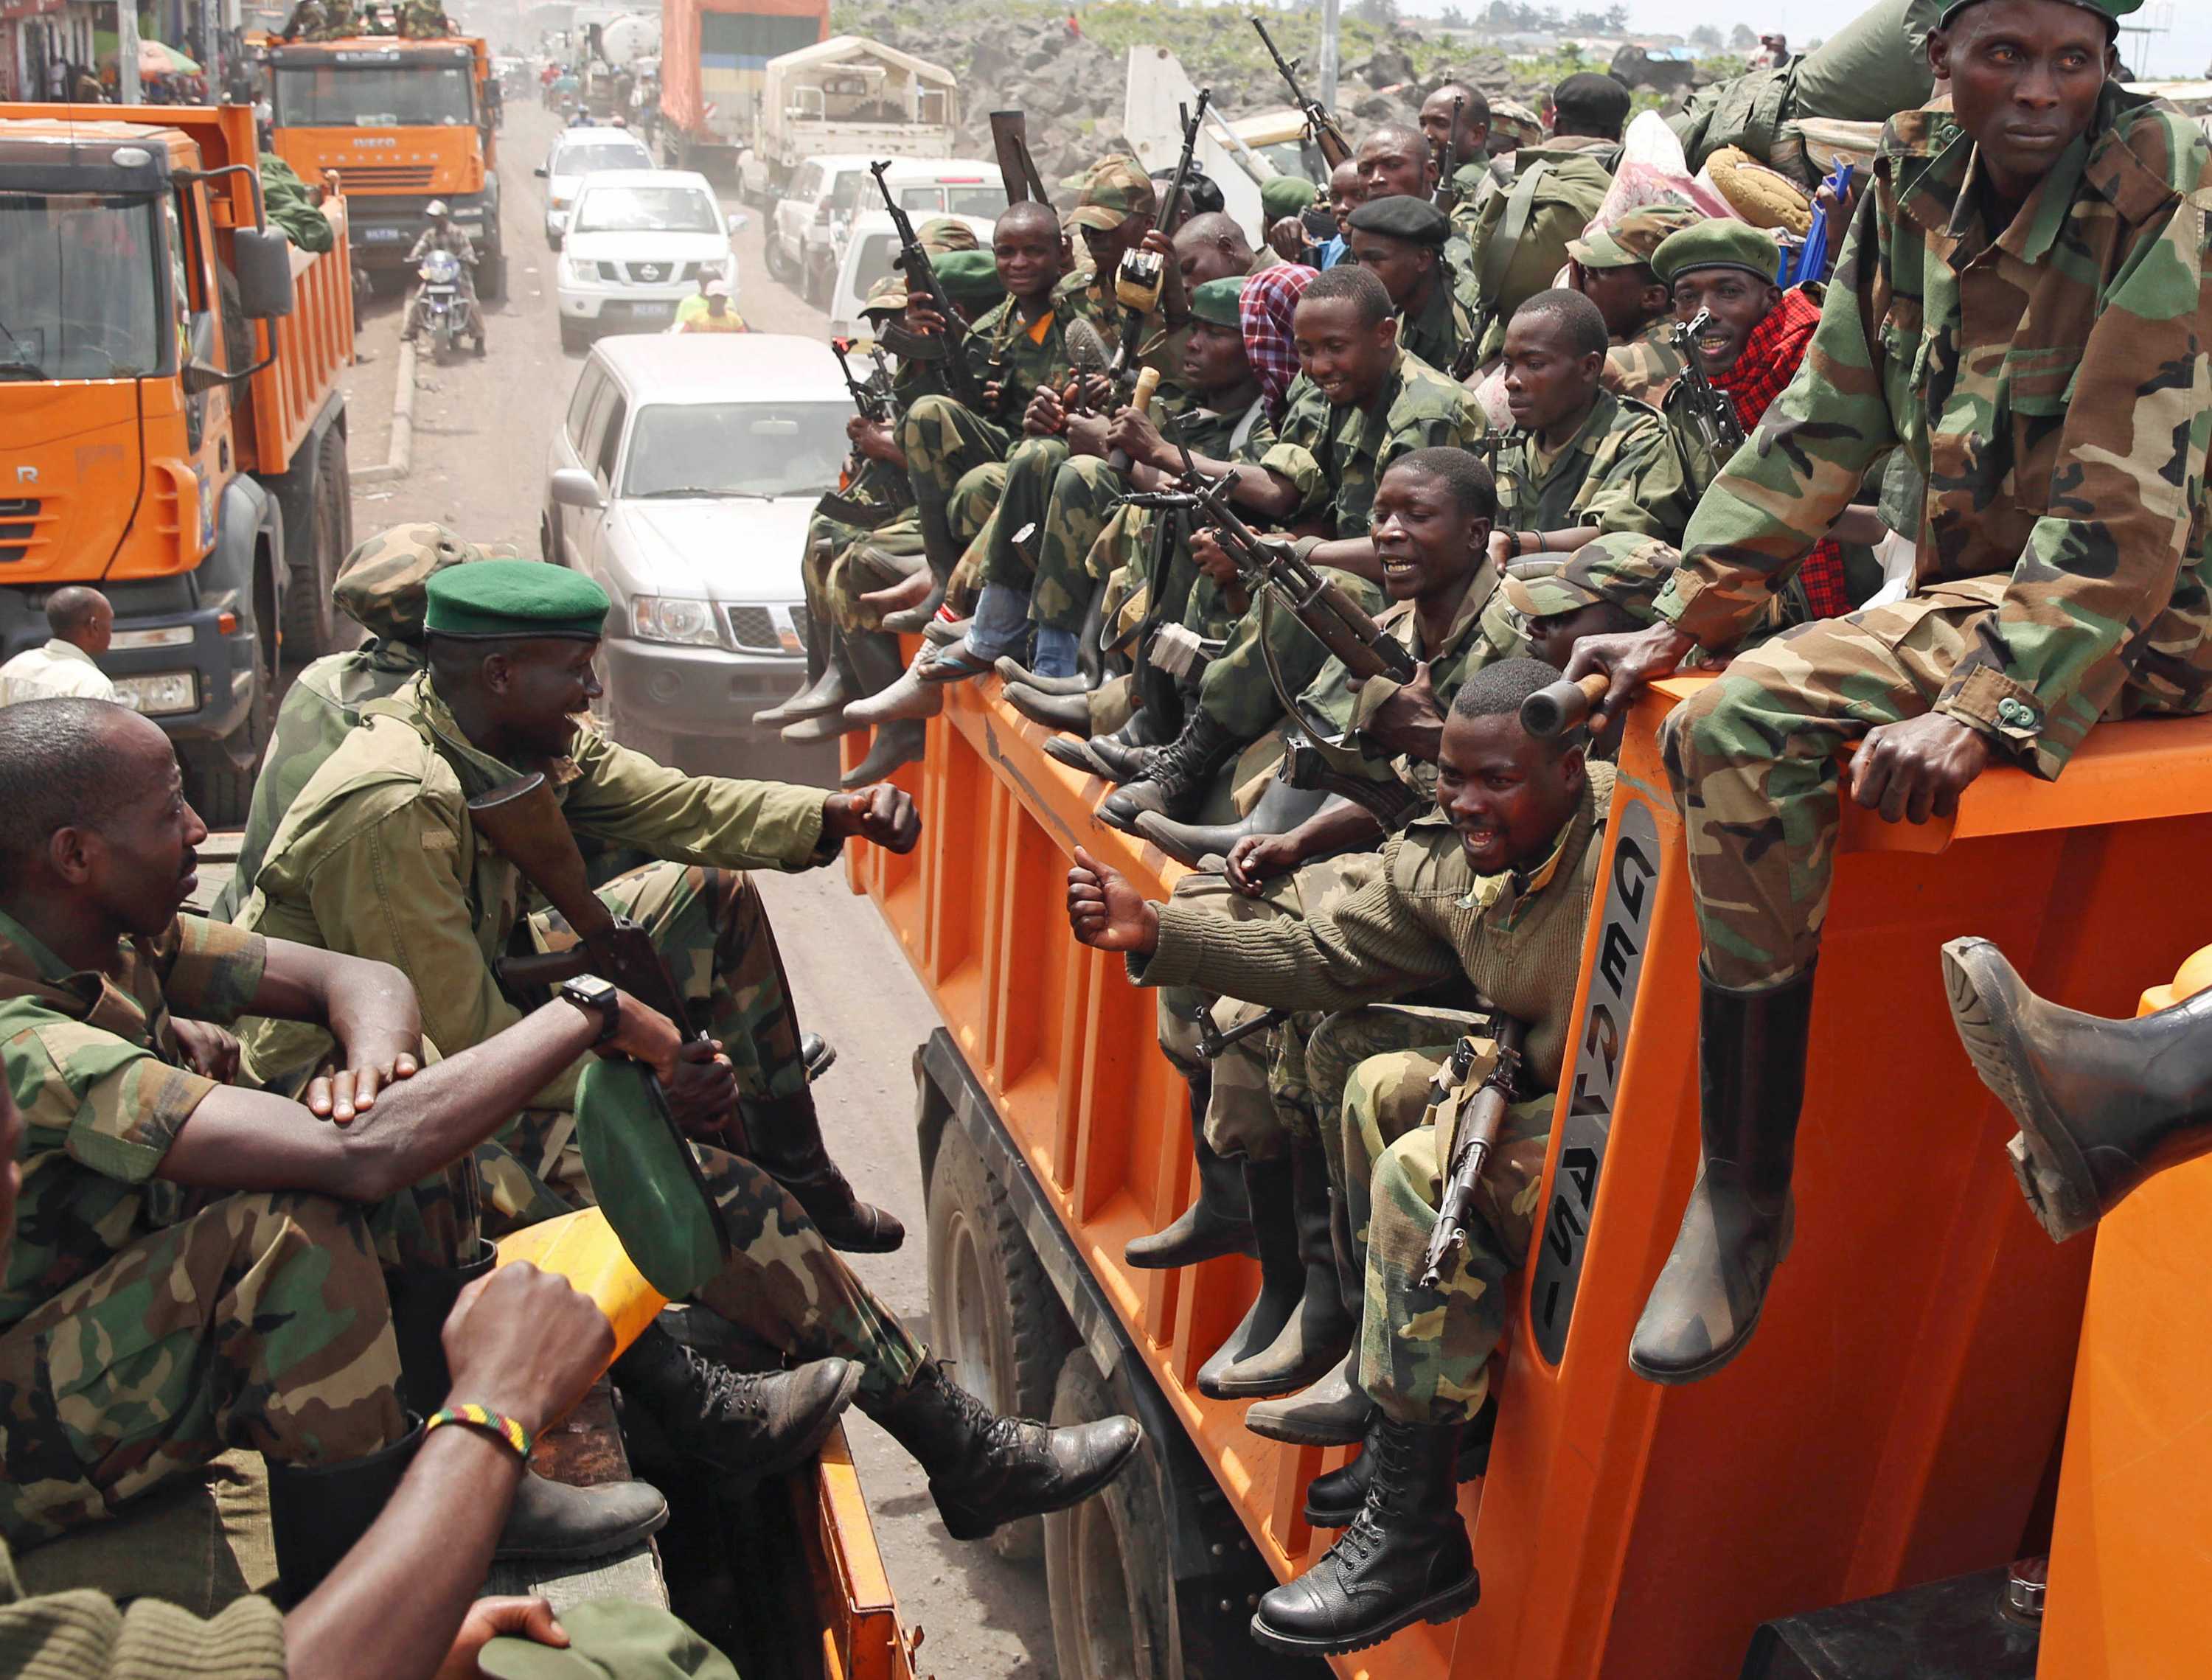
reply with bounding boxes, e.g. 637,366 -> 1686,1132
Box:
824,207 -> 994,341
538,125 -> 655,248
763,153 -> 875,296
542,333 -> 849,764
804,156 -> 999,307
556,170 -> 740,351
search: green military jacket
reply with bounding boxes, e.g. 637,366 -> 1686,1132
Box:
1491,388 -> 1692,543
1658,85 -> 2212,778
0,1533 -> 285,1680
0,913 -> 267,1331
1464,135 -> 1620,354
1602,318 -> 1690,408
1260,349 -> 1487,538
961,291 -> 1074,414
232,673 -> 833,1104
1133,762 -> 1615,1092
1398,271 -> 1479,381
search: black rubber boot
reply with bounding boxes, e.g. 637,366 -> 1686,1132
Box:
782,632 -> 873,744
1301,1406 -> 1494,1527
1245,1187 -> 1369,1445
1249,1417 -> 1478,1656
1629,966 -> 1817,1385
841,717 -> 927,788
267,1425 -> 422,1604
611,1322 -> 860,1483
754,580 -> 841,726
1100,711 -> 1246,831
1196,1157 -> 1304,1400
1208,1141 -> 1354,1398
1004,681 -> 1093,733
1125,1074 -> 1256,1269
1133,781 -> 1335,871
1943,935 -> 2212,1241
743,1090 -> 905,1253
863,1360 -> 1144,1541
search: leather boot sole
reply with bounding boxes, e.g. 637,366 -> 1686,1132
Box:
1247,1569 -> 1481,1657
1245,1358 -> 1369,1446
1941,937 -> 2095,1242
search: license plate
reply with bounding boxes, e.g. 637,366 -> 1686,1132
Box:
626,302 -> 673,319
364,226 -> 406,243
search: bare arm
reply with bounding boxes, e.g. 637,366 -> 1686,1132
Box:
250,938 -> 422,1123
1305,536 -> 1381,582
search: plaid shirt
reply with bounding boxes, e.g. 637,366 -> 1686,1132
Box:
1241,262 -> 1316,422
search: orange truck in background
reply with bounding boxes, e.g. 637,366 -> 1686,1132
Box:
657,0 -> 827,175
0,102 -> 355,823
265,34 -> 508,299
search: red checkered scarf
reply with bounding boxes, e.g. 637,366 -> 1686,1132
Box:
1242,262 -> 1316,422
1710,285 -> 1851,618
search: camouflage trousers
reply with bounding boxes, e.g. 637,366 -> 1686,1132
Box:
981,439 -> 1124,634
1152,852 -> 1382,1163
899,395 -> 1014,582
822,517 -> 926,634
0,1186 -> 449,1545
1198,568 -> 1386,739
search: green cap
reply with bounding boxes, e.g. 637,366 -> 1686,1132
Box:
1343,194 -> 1450,248
573,1059 -> 730,1300
478,1599 -> 740,1680
1938,0 -> 2135,27
860,272 -> 908,316
1501,534 -> 1672,622
1066,154 -> 1156,231
932,247 -> 1006,302
333,523 -> 518,645
1190,276 -> 1245,329
1260,174 -> 1318,221
423,558 -> 608,642
1652,218 -> 1781,286
1567,204 -> 1703,271
917,215 -> 979,256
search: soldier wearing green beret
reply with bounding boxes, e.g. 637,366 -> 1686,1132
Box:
230,562 -> 1147,1535
1566,203 -> 1702,405
1571,0 -> 2212,1388
1343,195 -> 1478,380
1260,173 -> 1319,263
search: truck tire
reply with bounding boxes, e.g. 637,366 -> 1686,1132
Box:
1043,1349 -> 1175,1680
927,1125 -> 1074,1564
282,427 -> 350,664
184,609 -> 274,828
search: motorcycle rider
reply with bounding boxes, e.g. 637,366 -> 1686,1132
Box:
403,201 -> 484,353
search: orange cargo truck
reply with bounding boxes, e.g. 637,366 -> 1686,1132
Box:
845,672 -> 2205,1678
658,0 -> 827,175
265,33 -> 507,298
0,102 -> 355,823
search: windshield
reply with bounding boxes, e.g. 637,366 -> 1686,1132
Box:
622,401 -> 847,500
273,63 -> 476,126
0,192 -> 167,379
572,184 -> 720,234
553,142 -> 650,176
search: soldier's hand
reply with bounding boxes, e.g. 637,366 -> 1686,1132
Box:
902,297 -> 947,339
1565,622 -> 1697,734
1363,662 -> 1447,762
1267,216 -> 1308,260
662,1038 -> 740,1135
1106,405 -> 1169,471
1072,373 -> 1114,413
1025,383 -> 1067,435
1845,713 -> 1992,826
825,784 -> 922,853
434,1597 -> 568,1680
173,1017 -> 242,1084
1065,411 -> 1110,459
1189,529 -> 1239,588
853,420 -> 902,466
1067,846 -> 1159,954
1225,833 -> 1301,896
442,1260 -> 613,1438
600,989 -> 684,1081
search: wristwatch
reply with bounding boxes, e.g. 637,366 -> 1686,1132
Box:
560,975 -> 621,1045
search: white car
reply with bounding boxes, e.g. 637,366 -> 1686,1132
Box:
825,208 -> 995,341
764,153 -> 876,296
542,333 -> 850,762
537,125 -> 655,248
556,170 -> 740,352
805,157 -> 1000,307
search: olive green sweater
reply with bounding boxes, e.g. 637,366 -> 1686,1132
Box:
1130,764 -> 1613,1092
0,1537 -> 285,1680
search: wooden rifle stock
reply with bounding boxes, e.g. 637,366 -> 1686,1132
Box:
1418,1017 -> 1528,1291
1521,672 -> 1610,741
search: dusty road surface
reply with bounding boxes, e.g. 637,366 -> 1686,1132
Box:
340,100 -> 1060,1677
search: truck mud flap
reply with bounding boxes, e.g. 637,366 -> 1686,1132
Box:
913,1027 -> 1329,1679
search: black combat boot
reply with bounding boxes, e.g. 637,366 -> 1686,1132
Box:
1099,711 -> 1246,831
612,1322 -> 859,1482
1944,935 -> 2212,1241
742,1090 -> 905,1252
1248,1417 -> 1478,1655
1245,1186 -> 1370,1446
1301,1407 -> 1495,1527
1125,1074 -> 1255,1269
1042,711 -> 1161,782
1003,681 -> 1093,733
1629,966 -> 1817,1384
862,1360 -> 1143,1541
1196,1157 -> 1303,1399
1133,781 -> 1334,871
1206,1140 -> 1354,1397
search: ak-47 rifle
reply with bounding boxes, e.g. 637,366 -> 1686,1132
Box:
1430,94 -> 1464,210
867,158 -> 987,410
1669,306 -> 1747,464
1251,16 -> 1352,170
1418,1017 -> 1528,1291
1109,90 -> 1210,381
815,337 -> 906,531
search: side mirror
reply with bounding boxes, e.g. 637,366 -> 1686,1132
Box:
234,227 -> 296,320
535,164 -> 549,176
550,466 -> 605,509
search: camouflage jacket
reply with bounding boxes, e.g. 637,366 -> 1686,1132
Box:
960,292 -> 1074,414
232,673 -> 833,1102
1399,271 -> 1479,381
0,913 -> 267,1330
1055,271 -> 1187,402
1490,388 -> 1693,543
1602,318 -> 1689,408
1260,349 -> 1488,537
1658,86 -> 2212,778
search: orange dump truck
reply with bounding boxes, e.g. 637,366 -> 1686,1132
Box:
265,34 -> 507,298
847,674 -> 2207,1678
0,102 -> 355,822
658,0 -> 828,175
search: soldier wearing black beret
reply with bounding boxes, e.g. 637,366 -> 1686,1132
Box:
1343,195 -> 1478,379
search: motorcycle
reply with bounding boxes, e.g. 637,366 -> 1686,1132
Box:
415,248 -> 484,362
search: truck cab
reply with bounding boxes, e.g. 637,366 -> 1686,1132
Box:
265,35 -> 507,299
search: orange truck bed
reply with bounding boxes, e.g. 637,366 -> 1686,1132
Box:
848,669 -> 2207,1677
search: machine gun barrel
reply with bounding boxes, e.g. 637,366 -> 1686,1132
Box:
869,159 -> 984,408
1251,16 -> 1352,167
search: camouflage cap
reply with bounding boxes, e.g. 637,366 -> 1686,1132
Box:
860,273 -> 908,316
332,522 -> 518,644
1652,218 -> 1781,286
1260,174 -> 1318,221
1190,275 -> 1245,330
1502,534 -> 1672,622
1065,154 -> 1157,231
1567,204 -> 1704,271
917,215 -> 980,256
1489,99 -> 1543,150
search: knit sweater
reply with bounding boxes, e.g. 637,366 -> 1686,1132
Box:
1130,764 -> 1613,1092
0,1538 -> 286,1680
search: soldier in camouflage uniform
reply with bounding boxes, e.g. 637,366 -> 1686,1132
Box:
214,523 -> 513,922
1343,195 -> 1478,380
1420,81 -> 1499,238
1565,205 -> 1700,406
1069,661 -> 1610,1655
1567,0 -> 2212,1388
395,0 -> 448,35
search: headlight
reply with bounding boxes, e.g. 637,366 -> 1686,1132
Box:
566,256 -> 598,284
630,596 -> 723,648
111,671 -> 198,716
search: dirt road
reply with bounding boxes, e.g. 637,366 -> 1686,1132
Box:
345,101 -> 1059,1676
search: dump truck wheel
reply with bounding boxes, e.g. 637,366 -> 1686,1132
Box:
1043,1349 -> 1174,1680
281,427 -> 349,664
927,1126 -> 1074,1564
